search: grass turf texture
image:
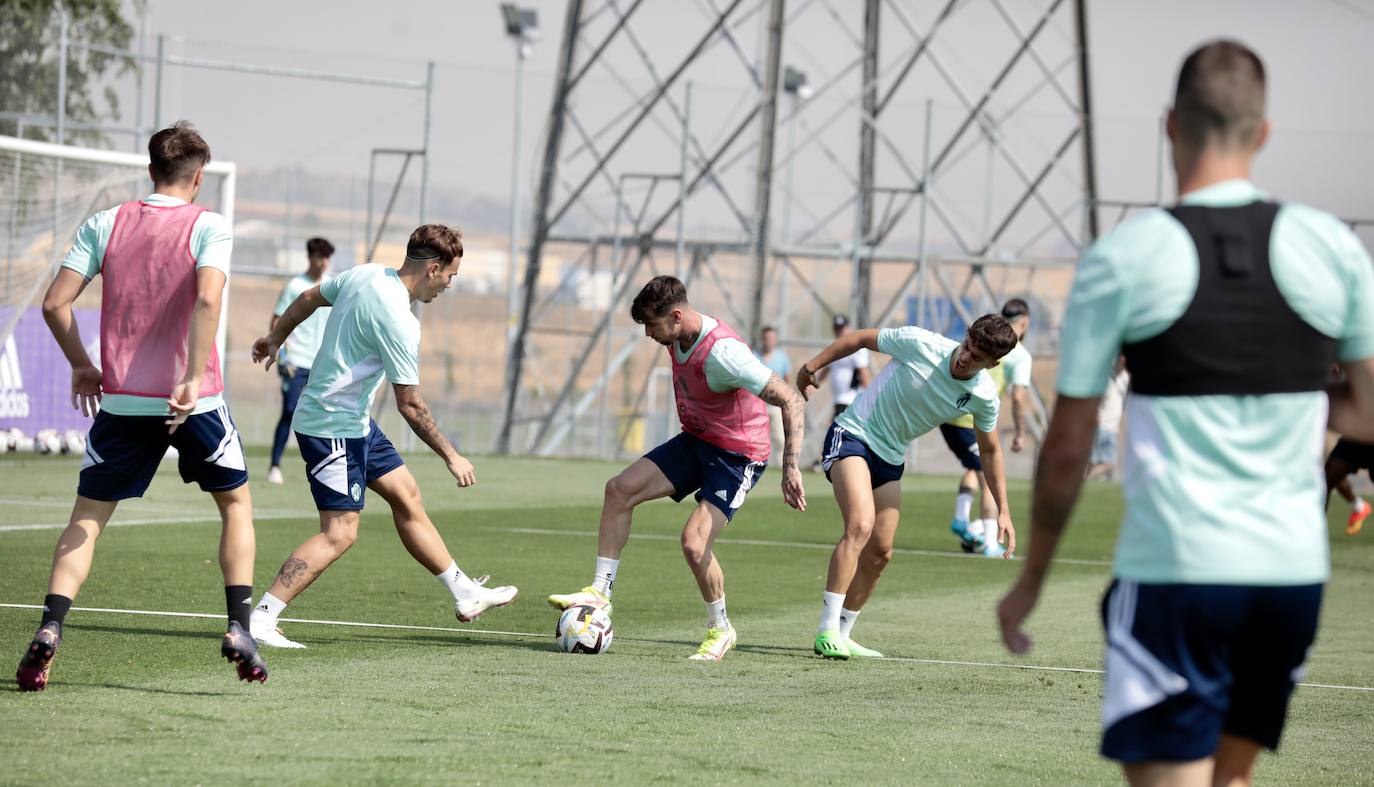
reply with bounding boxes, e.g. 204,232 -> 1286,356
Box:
1,449 -> 1371,785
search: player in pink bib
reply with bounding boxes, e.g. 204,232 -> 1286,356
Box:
548,276 -> 808,661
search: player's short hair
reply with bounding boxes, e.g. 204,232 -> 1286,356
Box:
760,325 -> 777,335
1172,39 -> 1266,149
630,275 -> 688,323
1000,297 -> 1030,321
306,237 -> 335,260
405,224 -> 463,266
147,121 -> 211,185
967,314 -> 1018,360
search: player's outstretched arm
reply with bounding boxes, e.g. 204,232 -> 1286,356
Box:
167,267 -> 226,433
974,428 -> 1014,559
394,383 -> 475,488
41,268 -> 101,417
795,328 -> 880,400
252,286 -> 329,372
759,374 -> 806,511
996,394 -> 1097,655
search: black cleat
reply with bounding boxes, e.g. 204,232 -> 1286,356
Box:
221,621 -> 268,684
16,621 -> 62,692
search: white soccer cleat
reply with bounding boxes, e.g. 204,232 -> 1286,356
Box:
981,539 -> 1006,559
250,621 -> 306,649
266,466 -> 285,485
455,576 -> 519,623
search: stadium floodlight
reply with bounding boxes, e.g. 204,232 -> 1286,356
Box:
500,4 -> 539,59
783,66 -> 812,101
502,4 -> 539,352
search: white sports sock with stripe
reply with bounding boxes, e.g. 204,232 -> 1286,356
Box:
818,591 -> 845,633
838,607 -> 861,639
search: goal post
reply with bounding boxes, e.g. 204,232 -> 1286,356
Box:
0,134 -> 236,436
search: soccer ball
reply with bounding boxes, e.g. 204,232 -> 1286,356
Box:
62,429 -> 86,455
555,604 -> 614,654
35,429 -> 63,455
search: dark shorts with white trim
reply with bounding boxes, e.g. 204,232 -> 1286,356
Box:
295,420 -> 405,511
937,423 -> 982,472
78,407 -> 248,500
1099,579 -> 1323,763
819,421 -> 904,489
643,432 -> 766,522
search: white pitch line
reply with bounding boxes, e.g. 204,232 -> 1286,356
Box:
505,527 -> 1114,567
0,510 -> 309,532
1,603 -> 1369,693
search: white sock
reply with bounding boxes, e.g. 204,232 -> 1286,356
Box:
1356,496 -> 1367,511
955,490 -> 974,521
251,592 -> 287,626
436,560 -> 481,602
838,607 -> 861,640
818,591 -> 845,634
592,555 -> 619,597
705,597 -> 729,629
979,518 -> 998,545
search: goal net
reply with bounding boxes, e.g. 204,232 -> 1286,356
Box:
0,135 -> 235,437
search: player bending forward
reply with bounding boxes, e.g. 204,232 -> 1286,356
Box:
799,317 -> 1018,660
549,276 -> 807,661
248,225 -> 516,648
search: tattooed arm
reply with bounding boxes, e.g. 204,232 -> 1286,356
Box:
759,373 -> 807,511
394,383 -> 475,487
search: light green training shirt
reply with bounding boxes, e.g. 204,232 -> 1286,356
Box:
837,326 -> 1000,466
948,340 -> 1029,429
61,193 -> 232,416
273,272 -> 332,370
1058,179 -> 1374,585
291,264 -> 420,439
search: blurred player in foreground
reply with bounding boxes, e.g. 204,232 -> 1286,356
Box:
998,39 -> 1374,786
248,225 -> 516,649
548,276 -> 807,661
265,237 -> 334,485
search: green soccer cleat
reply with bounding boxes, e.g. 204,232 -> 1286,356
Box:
547,586 -> 613,616
813,629 -> 850,660
688,624 -> 737,661
844,638 -> 884,658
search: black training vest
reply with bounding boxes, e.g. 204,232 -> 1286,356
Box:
1122,201 -> 1335,396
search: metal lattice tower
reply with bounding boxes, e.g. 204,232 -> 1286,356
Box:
496,0 -> 1097,456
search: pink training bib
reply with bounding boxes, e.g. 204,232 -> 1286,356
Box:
99,201 -> 223,398
669,318 -> 770,462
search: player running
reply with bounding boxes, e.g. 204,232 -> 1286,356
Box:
998,40 -> 1374,786
940,298 -> 1034,556
800,316 -> 1018,660
1324,439 -> 1373,536
548,276 -> 807,661
265,237 -> 333,485
247,225 -> 516,649
16,121 -> 267,690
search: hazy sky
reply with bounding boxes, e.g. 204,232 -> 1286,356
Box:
85,0 -> 1374,249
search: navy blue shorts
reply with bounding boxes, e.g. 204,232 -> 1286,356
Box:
78,406 -> 248,501
938,423 -> 982,471
296,420 -> 405,511
1100,579 -> 1322,763
820,422 -> 904,489
1329,438 -> 1374,473
643,432 -> 766,522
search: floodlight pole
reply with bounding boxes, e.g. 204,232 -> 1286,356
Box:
746,0 -> 785,347
506,40 -> 529,351
855,0 -> 878,327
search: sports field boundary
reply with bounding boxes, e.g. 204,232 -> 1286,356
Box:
2,603 -> 1369,693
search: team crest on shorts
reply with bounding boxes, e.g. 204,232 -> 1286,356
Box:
351,482 -> 362,502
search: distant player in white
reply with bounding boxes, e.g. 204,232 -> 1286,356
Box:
266,236 -> 333,485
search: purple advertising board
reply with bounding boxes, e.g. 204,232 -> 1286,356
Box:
0,307 -> 101,434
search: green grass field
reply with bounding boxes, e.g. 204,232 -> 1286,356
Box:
1,448 -> 1371,785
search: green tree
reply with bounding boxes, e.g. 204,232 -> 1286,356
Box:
0,0 -> 138,145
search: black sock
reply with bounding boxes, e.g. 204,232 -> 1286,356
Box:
225,586 -> 253,629
41,594 -> 72,628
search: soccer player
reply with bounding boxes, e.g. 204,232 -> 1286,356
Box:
16,121 -> 267,690
1086,361 -> 1129,481
801,316 -> 1018,660
548,276 -> 807,662
265,237 -> 333,485
247,225 -> 516,648
997,40 -> 1374,786
754,325 -> 791,465
1324,439 -> 1373,536
940,298 -> 1033,556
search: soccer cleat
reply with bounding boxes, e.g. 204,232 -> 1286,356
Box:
1348,499 -> 1370,536
455,575 -> 519,623
844,638 -> 885,658
250,621 -> 306,649
222,621 -> 269,683
950,517 -> 983,553
15,621 -> 62,692
546,586 -> 613,616
813,629 -> 850,660
688,624 -> 737,661
982,539 -> 1007,559
266,466 -> 284,485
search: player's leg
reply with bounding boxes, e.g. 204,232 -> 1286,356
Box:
1120,760 -> 1213,787
267,367 -> 307,483
549,443 -> 680,612
680,500 -> 737,661
1211,736 -> 1262,787
815,455 -> 875,659
940,425 -> 985,550
1323,448 -> 1369,535
973,471 -> 1005,558
836,480 -> 900,658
